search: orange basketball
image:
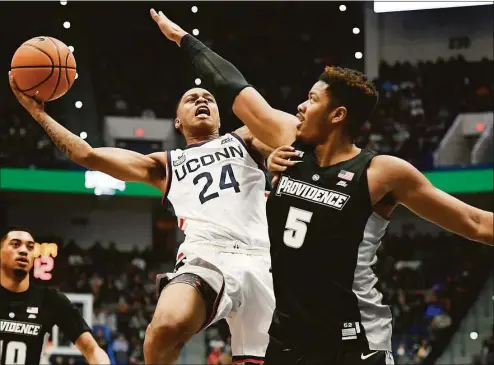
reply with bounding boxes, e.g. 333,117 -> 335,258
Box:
11,36 -> 77,102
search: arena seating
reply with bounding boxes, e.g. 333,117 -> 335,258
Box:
2,57 -> 492,172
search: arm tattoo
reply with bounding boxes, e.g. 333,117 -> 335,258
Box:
37,114 -> 87,160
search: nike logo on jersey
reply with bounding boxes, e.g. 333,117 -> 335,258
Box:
361,351 -> 379,360
174,146 -> 244,181
0,320 -> 41,336
276,176 -> 350,210
336,180 -> 347,187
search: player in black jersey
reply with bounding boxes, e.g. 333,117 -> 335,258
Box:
0,228 -> 110,365
150,11 -> 494,365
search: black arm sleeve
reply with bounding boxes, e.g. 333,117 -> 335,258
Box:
49,289 -> 91,343
180,34 -> 251,106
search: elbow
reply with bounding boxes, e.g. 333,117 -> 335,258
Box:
470,211 -> 493,246
80,340 -> 109,364
476,225 -> 494,247
76,148 -> 97,168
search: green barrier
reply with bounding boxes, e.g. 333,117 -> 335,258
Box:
0,168 -> 161,197
0,167 -> 492,197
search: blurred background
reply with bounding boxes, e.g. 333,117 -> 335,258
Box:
0,1 -> 493,364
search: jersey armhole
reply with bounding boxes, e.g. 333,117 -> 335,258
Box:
230,132 -> 272,192
161,151 -> 173,205
361,152 -> 377,212
230,132 -> 267,167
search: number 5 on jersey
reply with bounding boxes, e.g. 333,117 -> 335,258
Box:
283,207 -> 313,248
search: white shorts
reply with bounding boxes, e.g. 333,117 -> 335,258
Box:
160,241 -> 275,361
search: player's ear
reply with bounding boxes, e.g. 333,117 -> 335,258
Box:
330,106 -> 347,125
174,118 -> 181,131
218,119 -> 221,129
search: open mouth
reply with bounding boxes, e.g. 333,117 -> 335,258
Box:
296,114 -> 304,129
195,106 -> 211,117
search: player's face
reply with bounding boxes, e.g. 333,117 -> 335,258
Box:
295,81 -> 346,145
0,231 -> 36,275
176,88 -> 220,136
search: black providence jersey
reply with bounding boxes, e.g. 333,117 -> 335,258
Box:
0,284 -> 90,365
266,145 -> 393,352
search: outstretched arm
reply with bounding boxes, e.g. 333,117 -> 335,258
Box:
150,9 -> 298,148
75,333 -> 111,365
9,73 -> 167,190
51,289 -> 111,364
380,156 -> 493,246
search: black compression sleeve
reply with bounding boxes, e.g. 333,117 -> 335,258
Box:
180,34 -> 251,106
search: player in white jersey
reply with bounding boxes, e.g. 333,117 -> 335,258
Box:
10,75 -> 275,365
165,133 -> 270,250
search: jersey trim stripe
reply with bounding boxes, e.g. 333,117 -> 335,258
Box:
185,138 -> 217,149
231,132 -> 266,167
352,213 -> 392,351
161,151 -> 173,204
232,355 -> 265,364
231,132 -> 271,192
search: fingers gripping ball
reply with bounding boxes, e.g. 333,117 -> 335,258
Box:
11,36 -> 77,102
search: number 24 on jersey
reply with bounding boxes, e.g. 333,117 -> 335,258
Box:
193,164 -> 240,204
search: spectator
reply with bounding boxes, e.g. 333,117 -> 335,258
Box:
112,333 -> 130,365
207,341 -> 226,365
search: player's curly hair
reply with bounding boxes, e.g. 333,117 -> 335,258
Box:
319,66 -> 378,139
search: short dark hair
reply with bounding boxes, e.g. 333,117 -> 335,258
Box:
318,66 -> 378,139
1,226 -> 33,247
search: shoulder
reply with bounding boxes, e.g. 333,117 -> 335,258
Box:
369,154 -> 427,191
370,154 -> 419,176
233,126 -> 254,147
147,151 -> 168,165
40,286 -> 72,307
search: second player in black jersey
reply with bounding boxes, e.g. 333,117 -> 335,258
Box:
0,228 -> 110,365
267,146 -> 389,346
265,144 -> 394,364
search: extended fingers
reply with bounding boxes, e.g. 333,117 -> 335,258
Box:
272,173 -> 280,185
273,151 -> 299,162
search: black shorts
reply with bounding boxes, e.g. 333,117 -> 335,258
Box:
264,336 -> 394,365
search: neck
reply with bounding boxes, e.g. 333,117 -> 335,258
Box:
314,130 -> 360,167
0,268 -> 30,293
185,133 -> 219,146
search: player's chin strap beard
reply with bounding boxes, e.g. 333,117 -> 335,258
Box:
13,268 -> 28,279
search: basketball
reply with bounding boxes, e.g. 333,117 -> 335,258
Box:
11,36 -> 77,102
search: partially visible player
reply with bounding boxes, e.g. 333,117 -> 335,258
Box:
0,228 -> 110,365
10,73 -> 275,364
151,10 -> 493,365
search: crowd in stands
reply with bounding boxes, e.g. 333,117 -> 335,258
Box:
36,238 -> 166,365
359,56 -> 493,170
33,224 -> 492,365
2,56 -> 492,172
378,226 -> 491,364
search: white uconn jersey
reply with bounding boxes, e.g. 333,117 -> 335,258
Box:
163,133 -> 270,249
